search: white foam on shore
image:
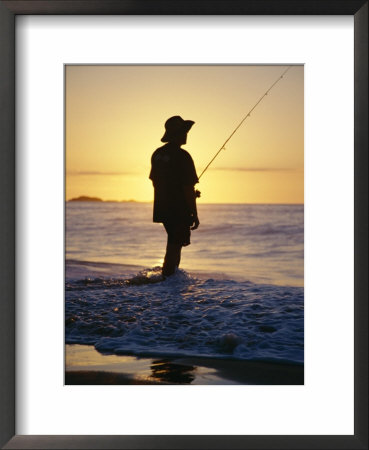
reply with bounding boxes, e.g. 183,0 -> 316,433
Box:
66,267 -> 304,364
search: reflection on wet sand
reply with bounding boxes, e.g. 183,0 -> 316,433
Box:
150,359 -> 196,384
65,344 -> 304,385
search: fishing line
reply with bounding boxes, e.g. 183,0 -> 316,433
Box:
198,66 -> 293,181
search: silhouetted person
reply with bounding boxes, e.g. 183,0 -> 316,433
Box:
150,116 -> 200,277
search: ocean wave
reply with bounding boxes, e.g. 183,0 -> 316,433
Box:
196,222 -> 303,237
65,259 -> 145,281
66,203 -> 304,287
66,259 -> 144,269
66,267 -> 304,364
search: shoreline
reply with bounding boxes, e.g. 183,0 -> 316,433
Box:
65,344 -> 304,385
65,260 -> 304,288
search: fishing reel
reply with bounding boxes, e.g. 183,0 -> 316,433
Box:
195,189 -> 201,198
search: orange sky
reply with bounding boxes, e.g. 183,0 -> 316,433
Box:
66,65 -> 303,203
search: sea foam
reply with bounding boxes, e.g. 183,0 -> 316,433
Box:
66,267 -> 304,364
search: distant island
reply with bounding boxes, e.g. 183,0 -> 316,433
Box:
68,196 -> 103,202
68,195 -> 140,203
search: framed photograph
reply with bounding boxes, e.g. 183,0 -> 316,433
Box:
0,1 -> 367,449
64,63 -> 305,388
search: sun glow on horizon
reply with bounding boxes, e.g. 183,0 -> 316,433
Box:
66,65 -> 304,204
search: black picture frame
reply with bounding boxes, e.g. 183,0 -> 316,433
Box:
0,1 -> 367,449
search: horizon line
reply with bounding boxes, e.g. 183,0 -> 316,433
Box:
67,197 -> 304,206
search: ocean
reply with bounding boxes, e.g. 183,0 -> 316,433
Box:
66,202 -> 304,365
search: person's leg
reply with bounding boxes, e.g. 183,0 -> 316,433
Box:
175,248 -> 181,268
162,243 -> 182,276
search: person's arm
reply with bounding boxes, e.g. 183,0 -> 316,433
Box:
183,185 -> 200,230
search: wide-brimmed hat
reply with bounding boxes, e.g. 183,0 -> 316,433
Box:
161,116 -> 195,142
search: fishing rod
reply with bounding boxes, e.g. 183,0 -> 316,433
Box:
198,66 -> 293,181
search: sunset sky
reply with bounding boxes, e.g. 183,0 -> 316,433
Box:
66,65 -> 303,204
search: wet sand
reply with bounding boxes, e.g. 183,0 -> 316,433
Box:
65,344 -> 303,385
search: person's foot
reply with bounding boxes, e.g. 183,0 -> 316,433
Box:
162,265 -> 177,277
162,269 -> 174,277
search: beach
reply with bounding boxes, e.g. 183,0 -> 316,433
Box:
66,344 -> 303,385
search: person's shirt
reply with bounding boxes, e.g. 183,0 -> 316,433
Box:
149,143 -> 199,223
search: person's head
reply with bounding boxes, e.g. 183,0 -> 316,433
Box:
161,116 -> 195,145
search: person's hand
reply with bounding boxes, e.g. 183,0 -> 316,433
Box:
191,215 -> 200,230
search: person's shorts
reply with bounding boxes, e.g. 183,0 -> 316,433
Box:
163,221 -> 191,246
